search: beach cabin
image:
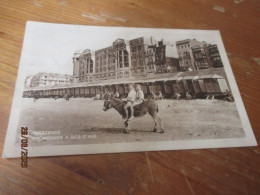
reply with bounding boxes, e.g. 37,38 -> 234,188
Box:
197,74 -> 229,94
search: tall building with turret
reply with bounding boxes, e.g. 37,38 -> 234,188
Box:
73,49 -> 94,82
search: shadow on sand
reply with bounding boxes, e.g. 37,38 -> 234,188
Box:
80,127 -> 155,134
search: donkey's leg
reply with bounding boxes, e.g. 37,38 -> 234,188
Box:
149,109 -> 159,132
151,114 -> 158,132
153,118 -> 158,132
154,114 -> 164,133
123,121 -> 130,134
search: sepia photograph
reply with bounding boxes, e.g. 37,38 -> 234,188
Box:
1,1 -> 260,194
3,21 -> 257,158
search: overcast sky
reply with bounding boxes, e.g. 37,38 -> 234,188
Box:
21,22 -> 222,76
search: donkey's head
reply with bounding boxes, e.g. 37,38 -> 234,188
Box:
103,92 -> 113,111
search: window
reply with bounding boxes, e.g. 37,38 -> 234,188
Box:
90,63 -> 93,73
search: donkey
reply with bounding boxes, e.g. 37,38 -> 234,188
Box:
103,93 -> 164,134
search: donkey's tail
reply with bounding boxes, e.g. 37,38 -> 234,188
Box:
157,105 -> 159,113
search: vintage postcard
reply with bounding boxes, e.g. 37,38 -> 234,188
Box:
2,21 -> 257,158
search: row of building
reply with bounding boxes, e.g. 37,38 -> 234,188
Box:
25,73 -> 72,88
72,37 -> 223,83
72,37 -> 179,83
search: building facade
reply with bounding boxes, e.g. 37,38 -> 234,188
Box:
73,39 -> 132,82
73,37 -> 222,84
207,44 -> 223,68
176,39 -> 205,71
155,40 -> 180,73
129,37 -> 148,77
94,46 -> 116,81
145,44 -> 157,74
73,49 -> 94,83
112,38 -> 131,79
24,75 -> 33,87
176,39 -> 223,71
192,44 -> 210,70
29,72 -> 72,87
155,40 -> 167,73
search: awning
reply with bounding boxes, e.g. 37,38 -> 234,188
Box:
212,74 -> 223,79
24,71 -> 225,91
177,77 -> 183,81
182,75 -> 196,80
198,74 -> 223,79
193,75 -> 199,80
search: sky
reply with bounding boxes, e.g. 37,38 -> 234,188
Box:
20,21 -> 222,76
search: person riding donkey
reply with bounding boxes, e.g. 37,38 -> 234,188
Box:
132,84 -> 145,109
123,84 -> 136,121
123,84 -> 144,121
